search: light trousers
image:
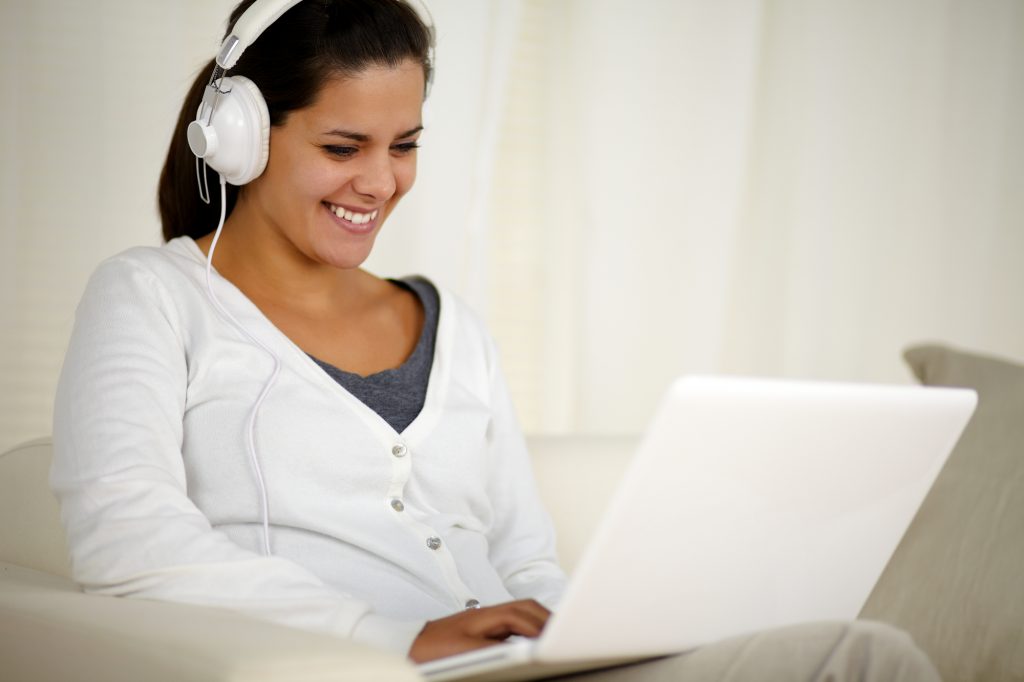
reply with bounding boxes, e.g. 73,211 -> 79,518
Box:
553,621 -> 939,682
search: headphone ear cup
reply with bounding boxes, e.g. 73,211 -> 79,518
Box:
200,75 -> 271,185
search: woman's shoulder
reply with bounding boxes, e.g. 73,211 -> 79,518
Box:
87,237 -> 207,294
95,237 -> 203,277
76,237 -> 212,331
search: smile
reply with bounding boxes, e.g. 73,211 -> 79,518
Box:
325,202 -> 379,225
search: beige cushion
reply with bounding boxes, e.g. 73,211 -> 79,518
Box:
0,437 -> 70,578
860,345 -> 1024,682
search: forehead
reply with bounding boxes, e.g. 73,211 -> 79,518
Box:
299,60 -> 425,131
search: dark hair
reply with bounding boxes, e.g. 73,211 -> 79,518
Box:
158,0 -> 433,242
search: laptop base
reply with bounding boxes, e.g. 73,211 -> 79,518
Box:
422,650 -> 654,682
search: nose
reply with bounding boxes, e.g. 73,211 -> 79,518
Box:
352,150 -> 397,201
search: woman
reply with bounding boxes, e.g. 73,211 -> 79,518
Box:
52,0 -> 939,677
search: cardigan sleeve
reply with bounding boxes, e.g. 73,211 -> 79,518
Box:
479,334 -> 569,610
50,255 -> 424,655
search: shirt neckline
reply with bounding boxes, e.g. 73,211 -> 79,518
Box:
174,236 -> 453,444
310,277 -> 437,382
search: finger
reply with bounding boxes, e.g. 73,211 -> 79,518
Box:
493,600 -> 551,634
511,599 -> 551,624
468,605 -> 547,640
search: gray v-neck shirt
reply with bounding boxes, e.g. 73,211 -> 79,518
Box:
310,276 -> 439,434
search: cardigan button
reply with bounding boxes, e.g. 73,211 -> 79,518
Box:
426,536 -> 442,550
391,444 -> 408,458
390,499 -> 405,512
465,599 -> 481,609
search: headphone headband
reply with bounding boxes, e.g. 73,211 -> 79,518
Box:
216,0 -> 435,70
217,0 -> 304,70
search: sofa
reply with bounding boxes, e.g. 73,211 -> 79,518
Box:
1,345 -> 1021,681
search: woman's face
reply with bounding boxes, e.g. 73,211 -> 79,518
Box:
238,59 -> 425,270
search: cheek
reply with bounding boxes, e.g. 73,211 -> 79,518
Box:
394,158 -> 418,199
295,159 -> 342,199
259,149 -> 317,207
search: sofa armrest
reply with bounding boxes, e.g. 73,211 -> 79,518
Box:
0,562 -> 421,682
0,437 -> 71,578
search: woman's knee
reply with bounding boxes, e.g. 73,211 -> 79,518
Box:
834,620 -> 939,682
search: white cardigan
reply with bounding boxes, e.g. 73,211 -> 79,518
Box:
51,237 -> 567,655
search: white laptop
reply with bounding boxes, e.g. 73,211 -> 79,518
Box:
419,375 -> 977,682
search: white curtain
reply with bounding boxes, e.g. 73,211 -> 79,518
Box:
485,0 -> 1024,434
2,0 -> 1022,452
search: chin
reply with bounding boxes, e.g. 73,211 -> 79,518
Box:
315,242 -> 376,270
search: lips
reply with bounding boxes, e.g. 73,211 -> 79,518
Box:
323,202 -> 379,234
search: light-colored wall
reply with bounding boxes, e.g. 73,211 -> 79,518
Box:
1,0 -> 1022,452
488,0 -> 1024,432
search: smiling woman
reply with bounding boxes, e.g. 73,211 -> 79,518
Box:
52,0 -> 565,666
47,0 -> 944,680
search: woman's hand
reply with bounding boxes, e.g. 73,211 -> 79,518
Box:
408,599 -> 551,663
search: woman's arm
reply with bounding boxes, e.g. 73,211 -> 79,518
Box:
50,254 -> 424,654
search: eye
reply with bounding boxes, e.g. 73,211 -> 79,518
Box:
391,141 -> 420,155
323,145 -> 357,158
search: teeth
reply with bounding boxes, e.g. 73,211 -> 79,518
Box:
329,204 -> 378,225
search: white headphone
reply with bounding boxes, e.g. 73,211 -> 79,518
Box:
187,0 -> 435,188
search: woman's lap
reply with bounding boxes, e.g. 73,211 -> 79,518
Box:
550,620 -> 939,682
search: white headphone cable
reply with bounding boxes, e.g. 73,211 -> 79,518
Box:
204,173 -> 278,556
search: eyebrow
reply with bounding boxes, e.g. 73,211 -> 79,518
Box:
323,126 -> 424,142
